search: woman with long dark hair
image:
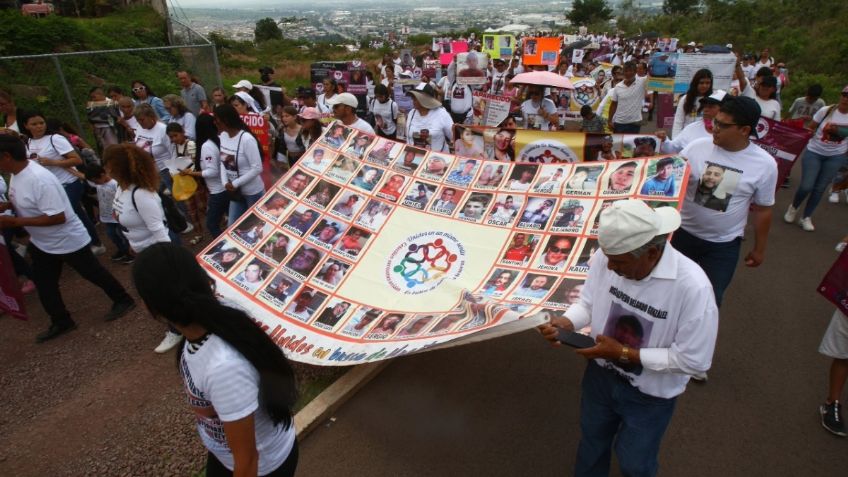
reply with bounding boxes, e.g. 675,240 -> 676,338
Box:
672,69 -> 712,139
179,114 -> 228,238
214,104 -> 265,225
130,80 -> 170,121
132,243 -> 299,476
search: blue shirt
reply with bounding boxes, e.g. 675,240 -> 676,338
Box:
640,175 -> 676,197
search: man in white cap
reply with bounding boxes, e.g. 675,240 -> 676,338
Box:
539,199 -> 718,477
327,92 -> 375,134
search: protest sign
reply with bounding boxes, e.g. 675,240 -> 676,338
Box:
240,113 -> 274,188
471,92 -> 511,127
482,34 -> 515,60
456,52 -> 489,86
566,77 -> 601,119
440,41 -> 468,66
818,247 -> 848,317
422,59 -> 440,80
572,49 -> 585,65
648,53 -> 736,94
198,122 -> 690,365
752,117 -> 813,190
311,61 -> 368,115
255,85 -> 284,110
0,241 -> 27,320
522,37 -> 562,66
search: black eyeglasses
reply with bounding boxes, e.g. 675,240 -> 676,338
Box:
712,119 -> 738,130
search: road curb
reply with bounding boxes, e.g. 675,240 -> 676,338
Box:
295,361 -> 390,439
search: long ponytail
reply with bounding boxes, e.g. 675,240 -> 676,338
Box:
132,243 -> 297,428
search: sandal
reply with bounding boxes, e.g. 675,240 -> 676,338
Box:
189,235 -> 204,245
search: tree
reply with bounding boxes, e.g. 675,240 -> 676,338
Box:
254,18 -> 282,43
663,0 -> 701,15
567,0 -> 613,26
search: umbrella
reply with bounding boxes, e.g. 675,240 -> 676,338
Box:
510,71 -> 574,90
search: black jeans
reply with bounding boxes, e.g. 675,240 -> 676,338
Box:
205,439 -> 298,477
29,243 -> 132,326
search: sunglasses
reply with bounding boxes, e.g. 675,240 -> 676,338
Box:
132,87 -> 145,92
548,245 -> 571,254
712,119 -> 738,130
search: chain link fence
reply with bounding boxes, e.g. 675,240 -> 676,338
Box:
0,17 -> 221,147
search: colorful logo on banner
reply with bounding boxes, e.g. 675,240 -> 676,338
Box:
386,232 -> 465,294
755,118 -> 771,139
571,78 -> 599,107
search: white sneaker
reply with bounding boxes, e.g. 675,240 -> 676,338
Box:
154,331 -> 183,353
800,217 -> 815,232
90,244 -> 107,255
783,204 -> 798,223
181,223 -> 194,235
836,242 -> 847,253
692,372 -> 708,382
829,192 -> 840,203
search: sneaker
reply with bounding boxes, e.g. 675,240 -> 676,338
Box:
20,279 -> 36,294
820,401 -> 847,437
780,177 -> 791,189
800,217 -> 815,232
837,242 -> 847,253
783,204 -> 798,223
829,192 -> 840,203
692,372 -> 708,383
181,223 -> 194,235
110,252 -> 125,262
104,299 -> 136,322
90,244 -> 107,256
154,331 -> 183,353
36,321 -> 77,343
119,255 -> 135,265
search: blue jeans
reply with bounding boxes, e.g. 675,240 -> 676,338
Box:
104,223 -> 130,256
613,122 -> 641,134
575,361 -> 677,477
671,227 -> 741,307
792,149 -> 848,218
228,191 -> 264,226
206,191 -> 230,237
63,180 -> 101,246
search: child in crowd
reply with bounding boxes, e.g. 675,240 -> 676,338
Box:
166,122 -> 204,245
579,105 -> 605,133
72,164 -> 132,263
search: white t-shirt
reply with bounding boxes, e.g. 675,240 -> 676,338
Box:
610,76 -> 648,124
26,135 -> 78,184
169,112 -> 197,140
199,140 -> 225,194
347,117 -> 375,135
8,162 -> 90,254
89,179 -> 118,224
672,95 -> 705,139
316,94 -> 333,114
806,106 -> 848,156
565,246 -> 718,399
680,137 -> 778,242
405,107 -> 454,152
661,120 -> 711,154
113,186 -> 171,252
370,98 -> 398,135
135,122 -> 172,171
180,334 -> 295,475
219,131 -> 265,196
741,84 -> 780,120
520,98 -> 557,130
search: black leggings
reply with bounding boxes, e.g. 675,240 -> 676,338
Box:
205,440 -> 298,477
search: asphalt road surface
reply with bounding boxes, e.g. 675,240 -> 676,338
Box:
299,167 -> 848,476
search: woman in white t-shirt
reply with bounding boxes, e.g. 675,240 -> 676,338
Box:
179,114 -> 228,238
405,84 -> 454,153
104,143 -> 177,352
24,112 -> 105,253
785,93 -> 848,230
133,103 -> 172,183
133,243 -> 298,477
214,104 -> 265,226
672,69 -> 712,138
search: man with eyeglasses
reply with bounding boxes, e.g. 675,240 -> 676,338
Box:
520,86 -> 558,130
673,95 -> 777,307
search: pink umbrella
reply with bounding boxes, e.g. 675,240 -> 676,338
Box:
510,71 -> 574,90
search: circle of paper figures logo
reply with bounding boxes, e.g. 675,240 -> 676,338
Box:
571,78 -> 598,107
386,232 -> 465,294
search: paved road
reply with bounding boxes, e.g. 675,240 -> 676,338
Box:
299,167 -> 848,476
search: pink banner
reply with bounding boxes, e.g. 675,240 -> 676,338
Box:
752,117 -> 813,190
0,243 -> 27,320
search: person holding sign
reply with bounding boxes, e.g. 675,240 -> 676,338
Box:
405,84 -> 454,153
538,200 -> 717,477
520,86 -> 558,131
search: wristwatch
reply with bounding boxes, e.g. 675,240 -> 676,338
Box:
619,346 -> 630,363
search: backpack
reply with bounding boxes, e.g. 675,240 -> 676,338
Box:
131,187 -> 187,234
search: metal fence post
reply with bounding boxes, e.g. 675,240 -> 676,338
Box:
51,55 -> 84,136
209,44 -> 223,89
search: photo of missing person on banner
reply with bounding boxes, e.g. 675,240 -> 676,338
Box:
501,232 -> 539,264
536,235 -> 575,270
258,232 -> 292,264
232,258 -> 272,294
282,169 -> 315,197
601,303 -> 656,376
285,286 -> 328,322
260,273 -> 300,306
475,163 -> 507,188
488,193 -> 523,224
203,239 -> 245,273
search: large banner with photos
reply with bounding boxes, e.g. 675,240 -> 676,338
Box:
198,123 -> 690,366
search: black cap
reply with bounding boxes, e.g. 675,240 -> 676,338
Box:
722,95 -> 762,138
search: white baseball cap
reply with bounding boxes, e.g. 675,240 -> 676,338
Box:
700,89 -> 727,105
598,200 -> 681,255
326,92 -> 359,109
232,79 -> 253,90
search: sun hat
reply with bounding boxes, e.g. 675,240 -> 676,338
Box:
232,79 -> 253,90
700,89 -> 727,105
326,92 -> 359,109
598,200 -> 681,255
297,107 -> 322,120
406,83 -> 442,110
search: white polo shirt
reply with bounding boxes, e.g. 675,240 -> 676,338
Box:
610,76 -> 648,124
565,246 -> 719,399
680,137 -> 777,242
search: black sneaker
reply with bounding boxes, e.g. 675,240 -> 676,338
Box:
820,401 -> 847,437
111,252 -> 125,262
36,322 -> 77,343
104,300 -> 136,322
120,255 -> 135,265
781,177 -> 791,189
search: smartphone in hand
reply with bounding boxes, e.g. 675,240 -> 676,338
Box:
557,329 -> 596,349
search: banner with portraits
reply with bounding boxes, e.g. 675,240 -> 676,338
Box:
522,37 -> 562,66
310,61 -> 368,114
197,122 -> 690,366
482,34 -> 516,60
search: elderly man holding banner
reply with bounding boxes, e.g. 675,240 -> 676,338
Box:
539,200 -> 718,477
